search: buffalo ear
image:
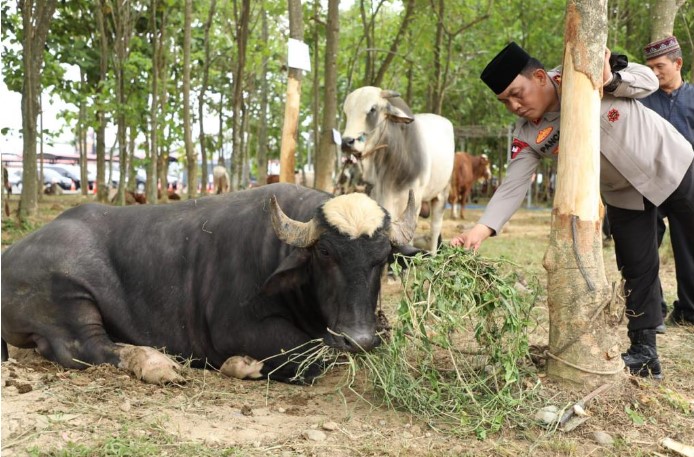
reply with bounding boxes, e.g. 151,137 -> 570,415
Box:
262,249 -> 311,295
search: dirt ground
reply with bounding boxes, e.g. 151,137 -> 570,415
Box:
2,201 -> 693,456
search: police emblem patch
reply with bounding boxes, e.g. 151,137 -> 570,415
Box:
607,108 -> 620,122
511,138 -> 529,159
536,126 -> 553,144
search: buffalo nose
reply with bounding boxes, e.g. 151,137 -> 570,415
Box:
341,136 -> 355,151
343,331 -> 379,353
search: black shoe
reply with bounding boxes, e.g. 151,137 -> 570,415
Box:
666,307 -> 694,326
622,329 -> 663,380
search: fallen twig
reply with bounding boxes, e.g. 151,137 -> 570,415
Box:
661,437 -> 694,457
559,383 -> 614,429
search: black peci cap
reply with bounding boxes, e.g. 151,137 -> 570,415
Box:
480,42 -> 531,94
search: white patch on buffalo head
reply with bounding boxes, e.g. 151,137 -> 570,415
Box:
322,193 -> 386,239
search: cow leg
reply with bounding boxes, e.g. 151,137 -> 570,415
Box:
220,355 -> 264,380
429,195 -> 447,253
451,201 -> 460,219
116,344 -> 184,385
5,301 -> 183,385
216,319 -> 325,384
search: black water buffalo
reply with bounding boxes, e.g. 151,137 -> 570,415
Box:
1,183 -> 417,384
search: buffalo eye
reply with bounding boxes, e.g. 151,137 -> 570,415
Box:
318,247 -> 330,257
368,105 -> 377,115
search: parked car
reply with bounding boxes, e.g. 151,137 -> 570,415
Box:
6,168 -> 22,190
12,168 -> 75,191
104,165 -> 178,192
44,164 -> 95,191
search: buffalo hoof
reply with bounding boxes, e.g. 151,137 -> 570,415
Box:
117,345 -> 184,385
220,355 -> 264,380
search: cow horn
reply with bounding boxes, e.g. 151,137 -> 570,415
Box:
380,89 -> 401,99
388,190 -> 417,246
270,195 -> 320,248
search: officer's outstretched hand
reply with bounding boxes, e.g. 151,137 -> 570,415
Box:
450,224 -> 494,253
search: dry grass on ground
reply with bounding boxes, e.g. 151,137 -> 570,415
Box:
1,194 -> 692,456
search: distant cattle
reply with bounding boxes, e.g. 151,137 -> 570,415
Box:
341,87 -> 454,253
213,163 -> 230,194
448,152 -> 491,219
266,171 -> 315,188
1,184 -> 417,384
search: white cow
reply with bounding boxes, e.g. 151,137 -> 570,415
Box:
213,164 -> 230,194
341,87 -> 454,253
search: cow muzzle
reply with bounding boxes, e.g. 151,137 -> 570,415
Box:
341,135 -> 365,155
326,327 -> 380,353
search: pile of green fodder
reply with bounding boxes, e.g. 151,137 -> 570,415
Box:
358,244 -> 542,438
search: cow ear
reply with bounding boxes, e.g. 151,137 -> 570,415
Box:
261,249 -> 311,296
385,98 -> 414,124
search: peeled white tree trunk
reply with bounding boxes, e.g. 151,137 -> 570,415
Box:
543,0 -> 626,389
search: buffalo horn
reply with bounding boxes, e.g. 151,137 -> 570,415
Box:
388,190 -> 417,246
270,195 -> 320,248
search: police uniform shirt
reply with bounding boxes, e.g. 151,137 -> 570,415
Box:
479,63 -> 694,235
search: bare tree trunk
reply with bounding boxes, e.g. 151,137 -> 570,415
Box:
650,0 -> 686,40
543,0 -> 625,389
111,0 -> 134,206
183,0 -> 196,198
680,9 -> 694,82
156,9 -> 170,199
18,0 -> 57,220
95,0 -> 109,203
230,0 -> 251,191
147,0 -> 160,204
372,0 -> 414,87
127,126 -> 137,192
256,10 -> 269,186
198,0 -> 217,196
280,0 -> 304,183
241,93 -> 250,187
77,70 -> 88,196
428,0 -> 491,114
315,0 -> 340,192
218,92 -> 225,163
311,0 -> 321,179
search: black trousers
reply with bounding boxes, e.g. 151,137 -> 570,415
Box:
607,161 -> 694,331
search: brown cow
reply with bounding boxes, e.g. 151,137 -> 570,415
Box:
448,152 -> 491,219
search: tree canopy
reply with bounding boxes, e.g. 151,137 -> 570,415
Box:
2,0 -> 692,196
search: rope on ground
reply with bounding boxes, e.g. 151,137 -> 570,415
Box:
544,349 -> 625,375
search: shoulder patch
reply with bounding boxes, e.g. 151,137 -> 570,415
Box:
511,138 -> 529,159
536,126 -> 553,144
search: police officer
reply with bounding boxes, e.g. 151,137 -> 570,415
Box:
452,42 -> 694,379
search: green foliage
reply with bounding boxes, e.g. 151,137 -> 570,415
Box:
358,245 -> 541,437
625,404 -> 645,426
5,0 -> 693,180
